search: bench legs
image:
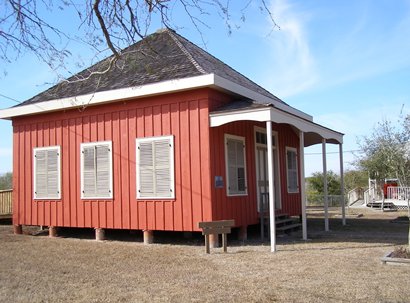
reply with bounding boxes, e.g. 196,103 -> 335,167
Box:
222,233 -> 228,253
205,234 -> 223,254
205,234 -> 229,254
205,234 -> 210,254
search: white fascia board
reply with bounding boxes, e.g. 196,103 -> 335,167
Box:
0,74 -> 215,119
210,107 -> 343,144
1,72 -> 313,124
213,74 -> 313,121
269,108 -> 343,143
210,107 -> 271,127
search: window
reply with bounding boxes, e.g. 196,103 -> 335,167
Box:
136,136 -> 174,199
255,131 -> 276,146
33,146 -> 61,199
80,141 -> 113,199
286,147 -> 299,193
225,134 -> 247,196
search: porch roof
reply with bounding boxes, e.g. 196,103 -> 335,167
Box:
209,100 -> 344,147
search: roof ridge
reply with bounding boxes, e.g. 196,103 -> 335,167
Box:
166,30 -> 206,74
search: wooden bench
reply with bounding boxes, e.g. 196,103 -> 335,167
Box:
198,220 -> 235,254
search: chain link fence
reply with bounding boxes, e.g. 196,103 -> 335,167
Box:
306,194 -> 347,207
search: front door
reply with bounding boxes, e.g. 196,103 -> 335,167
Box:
255,129 -> 281,212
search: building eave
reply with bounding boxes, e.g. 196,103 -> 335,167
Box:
0,73 -> 313,122
209,106 -> 343,146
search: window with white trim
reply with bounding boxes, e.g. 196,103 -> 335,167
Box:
286,147 -> 299,193
225,134 -> 247,196
81,141 -> 113,199
136,136 -> 175,199
33,146 -> 61,199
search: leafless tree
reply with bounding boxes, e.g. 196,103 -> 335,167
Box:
1,0 -> 278,76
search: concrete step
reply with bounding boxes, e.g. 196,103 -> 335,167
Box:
276,223 -> 302,232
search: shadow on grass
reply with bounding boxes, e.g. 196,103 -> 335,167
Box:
3,216 -> 409,249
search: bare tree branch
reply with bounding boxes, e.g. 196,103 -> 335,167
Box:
0,0 -> 280,90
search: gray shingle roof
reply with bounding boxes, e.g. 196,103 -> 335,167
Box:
19,29 -> 285,107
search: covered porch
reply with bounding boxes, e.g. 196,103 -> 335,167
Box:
209,101 -> 345,252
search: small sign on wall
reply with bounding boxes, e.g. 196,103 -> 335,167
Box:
215,176 -> 224,188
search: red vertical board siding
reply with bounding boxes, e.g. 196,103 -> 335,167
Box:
76,117 -> 85,227
128,110 -> 138,230
24,125 -> 32,225
199,99 -> 212,222
179,101 -> 193,231
97,114 -> 107,228
161,104 -> 174,230
152,105 -> 164,230
277,124 -> 301,216
30,124 -> 38,226
69,118 -> 77,227
112,112 -> 122,229
62,120 -> 70,226
104,113 -> 114,228
171,103 -> 182,231
12,125 -> 20,225
120,111 -> 131,229
189,100 -> 203,229
208,120 -> 302,227
49,121 -> 57,226
136,108 -> 147,230
22,126 -> 30,226
11,88 -> 303,232
82,116 -> 92,227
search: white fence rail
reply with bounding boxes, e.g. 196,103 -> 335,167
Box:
307,194 -> 346,207
387,187 -> 410,201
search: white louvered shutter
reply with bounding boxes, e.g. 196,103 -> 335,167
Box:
82,146 -> 96,197
34,146 -> 60,199
139,141 -> 154,197
96,145 -> 111,197
81,142 -> 112,199
137,136 -> 174,199
154,139 -> 171,196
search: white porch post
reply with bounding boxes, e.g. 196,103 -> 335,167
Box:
266,121 -> 276,252
322,139 -> 329,232
299,131 -> 307,240
339,143 -> 346,226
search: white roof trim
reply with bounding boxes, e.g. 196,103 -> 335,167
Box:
0,74 -> 215,119
0,72 -> 312,121
213,74 -> 313,121
210,107 -> 343,144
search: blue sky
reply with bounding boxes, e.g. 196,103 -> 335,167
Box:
1,0 -> 409,176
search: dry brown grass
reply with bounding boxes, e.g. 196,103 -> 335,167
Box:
0,208 -> 409,303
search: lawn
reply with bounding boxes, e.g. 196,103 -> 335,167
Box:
0,208 -> 409,303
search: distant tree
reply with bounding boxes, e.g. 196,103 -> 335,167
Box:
0,172 -> 12,190
355,114 -> 410,249
307,171 -> 341,196
343,169 -> 368,193
356,115 -> 410,187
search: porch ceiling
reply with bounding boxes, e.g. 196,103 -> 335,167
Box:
209,101 -> 344,146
